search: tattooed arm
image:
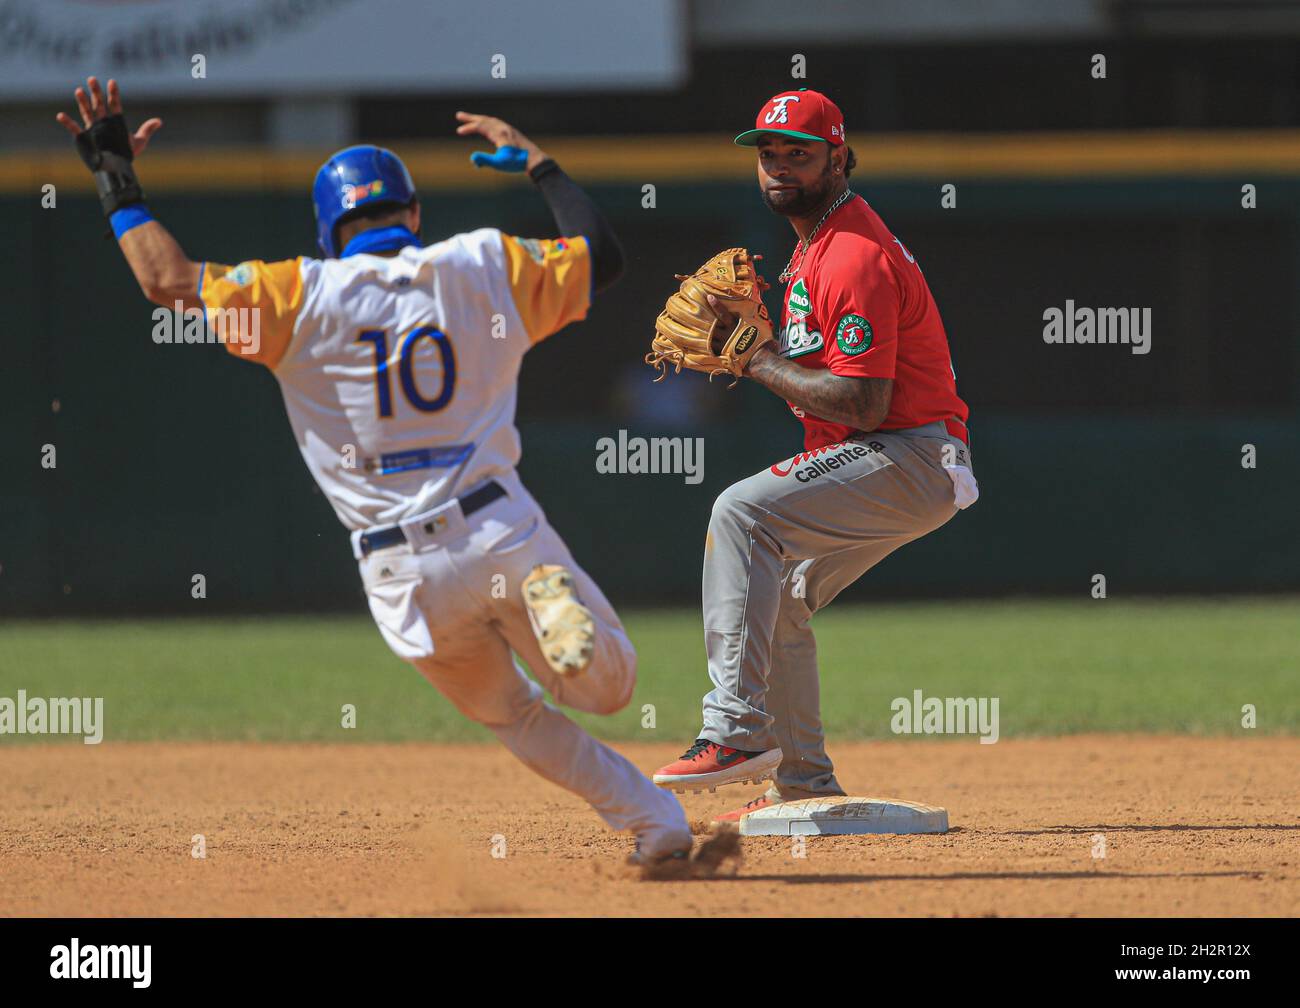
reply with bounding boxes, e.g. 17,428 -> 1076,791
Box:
745,344 -> 893,431
704,292 -> 892,431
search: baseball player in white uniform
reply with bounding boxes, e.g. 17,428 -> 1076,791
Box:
58,76 -> 735,875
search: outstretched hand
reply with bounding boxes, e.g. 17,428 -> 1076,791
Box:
55,77 -> 162,158
455,111 -> 549,173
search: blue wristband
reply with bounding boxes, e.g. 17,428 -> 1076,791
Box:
110,204 -> 154,239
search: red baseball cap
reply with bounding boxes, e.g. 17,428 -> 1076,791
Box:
734,89 -> 846,147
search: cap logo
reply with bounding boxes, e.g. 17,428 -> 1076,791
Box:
763,95 -> 801,124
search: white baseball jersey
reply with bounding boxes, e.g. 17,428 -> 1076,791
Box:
199,229 -> 591,530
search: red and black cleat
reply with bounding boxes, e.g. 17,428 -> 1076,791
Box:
652,738 -> 781,794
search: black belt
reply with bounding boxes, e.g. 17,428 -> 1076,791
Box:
358,481 -> 506,557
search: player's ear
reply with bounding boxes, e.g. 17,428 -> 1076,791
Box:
407,198 -> 421,236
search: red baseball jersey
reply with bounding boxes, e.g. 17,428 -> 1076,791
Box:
776,195 -> 969,450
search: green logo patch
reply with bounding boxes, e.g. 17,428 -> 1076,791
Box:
835,314 -> 872,355
787,278 -> 811,318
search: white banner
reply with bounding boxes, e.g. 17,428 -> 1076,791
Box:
0,0 -> 685,98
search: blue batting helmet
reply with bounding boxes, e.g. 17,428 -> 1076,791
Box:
312,145 -> 417,258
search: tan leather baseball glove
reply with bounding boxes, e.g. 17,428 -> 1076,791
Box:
646,247 -> 774,386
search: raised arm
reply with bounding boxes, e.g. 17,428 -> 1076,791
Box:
455,112 -> 624,292
57,76 -> 202,310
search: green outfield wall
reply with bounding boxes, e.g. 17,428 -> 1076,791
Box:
4,175 -> 1298,613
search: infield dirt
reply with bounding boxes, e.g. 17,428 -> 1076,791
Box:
2,737 -> 1295,917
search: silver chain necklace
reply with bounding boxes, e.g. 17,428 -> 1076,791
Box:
778,188 -> 855,285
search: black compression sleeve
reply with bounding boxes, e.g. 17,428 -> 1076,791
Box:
528,158 -> 624,293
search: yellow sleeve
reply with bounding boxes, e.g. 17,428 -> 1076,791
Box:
500,235 -> 592,344
199,258 -> 305,369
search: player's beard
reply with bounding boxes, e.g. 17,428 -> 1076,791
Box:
761,158 -> 837,218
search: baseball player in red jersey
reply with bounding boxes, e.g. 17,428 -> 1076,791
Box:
652,89 -> 979,821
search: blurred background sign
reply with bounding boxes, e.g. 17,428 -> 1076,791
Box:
0,0 -> 686,99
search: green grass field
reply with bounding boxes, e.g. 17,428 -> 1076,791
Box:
0,598 -> 1295,743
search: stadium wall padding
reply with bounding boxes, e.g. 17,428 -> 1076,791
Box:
4,177 -> 1297,614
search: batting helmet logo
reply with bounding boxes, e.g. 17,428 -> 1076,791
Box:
341,179 -> 386,211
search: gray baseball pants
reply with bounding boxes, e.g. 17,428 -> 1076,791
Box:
699,421 -> 972,800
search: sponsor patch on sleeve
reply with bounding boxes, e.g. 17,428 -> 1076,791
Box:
835,313 -> 872,355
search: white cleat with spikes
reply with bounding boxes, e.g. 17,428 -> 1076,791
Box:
522,564 -> 596,677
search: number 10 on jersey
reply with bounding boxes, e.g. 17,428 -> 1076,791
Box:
356,326 -> 456,417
